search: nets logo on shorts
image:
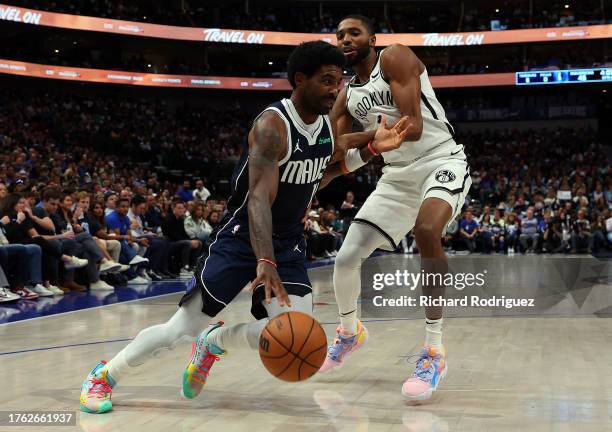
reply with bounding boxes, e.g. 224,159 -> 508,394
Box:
435,170 -> 456,183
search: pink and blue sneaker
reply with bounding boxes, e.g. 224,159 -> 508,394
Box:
80,361 -> 116,414
319,321 -> 368,373
181,322 -> 225,399
401,346 -> 447,401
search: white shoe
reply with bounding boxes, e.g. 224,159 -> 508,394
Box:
128,276 -> 149,285
45,284 -> 64,295
508,247 -> 515,255
0,287 -> 20,302
90,280 -> 114,290
129,255 -> 149,265
65,256 -> 88,269
138,270 -> 152,282
29,284 -> 55,297
179,270 -> 194,279
99,260 -> 122,274
118,264 -> 130,272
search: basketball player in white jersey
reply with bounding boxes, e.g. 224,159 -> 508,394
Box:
318,15 -> 471,401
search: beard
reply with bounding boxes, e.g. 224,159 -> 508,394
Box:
345,44 -> 371,67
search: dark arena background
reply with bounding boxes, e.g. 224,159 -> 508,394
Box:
0,1 -> 611,431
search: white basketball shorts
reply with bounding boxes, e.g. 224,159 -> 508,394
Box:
352,140 -> 471,250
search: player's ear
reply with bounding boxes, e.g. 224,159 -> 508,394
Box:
294,71 -> 307,88
370,34 -> 376,48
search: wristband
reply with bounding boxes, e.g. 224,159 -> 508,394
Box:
367,140 -> 379,156
258,258 -> 277,268
343,148 -> 367,173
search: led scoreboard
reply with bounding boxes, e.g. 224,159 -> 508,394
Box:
516,68 -> 612,85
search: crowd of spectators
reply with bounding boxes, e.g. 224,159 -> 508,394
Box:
5,0 -> 610,33
441,128 -> 612,255
0,181 -> 227,302
0,90 -> 610,304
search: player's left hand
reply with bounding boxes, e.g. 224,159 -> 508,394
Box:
372,115 -> 414,153
251,262 -> 292,307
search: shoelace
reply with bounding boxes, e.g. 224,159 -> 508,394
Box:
192,348 -> 220,384
88,377 -> 112,399
327,327 -> 355,359
402,350 -> 439,382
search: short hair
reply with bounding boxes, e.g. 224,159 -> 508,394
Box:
287,41 -> 345,89
339,14 -> 376,35
76,191 -> 90,202
42,187 -> 61,201
172,197 -> 185,208
24,190 -> 38,199
131,194 -> 146,207
116,197 -> 130,206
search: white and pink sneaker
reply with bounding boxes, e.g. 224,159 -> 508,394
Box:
319,321 -> 368,374
401,346 -> 447,401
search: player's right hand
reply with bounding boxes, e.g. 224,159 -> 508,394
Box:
251,262 -> 292,307
373,115 -> 415,153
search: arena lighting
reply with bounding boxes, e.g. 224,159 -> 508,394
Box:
0,4 -> 610,46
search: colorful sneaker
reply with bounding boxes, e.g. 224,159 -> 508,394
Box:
401,346 -> 447,401
79,361 -> 116,414
318,321 -> 368,374
181,322 -> 225,399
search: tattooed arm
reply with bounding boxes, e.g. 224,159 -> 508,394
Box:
247,111 -> 291,307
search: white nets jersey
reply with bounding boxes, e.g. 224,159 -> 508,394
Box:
346,49 -> 455,164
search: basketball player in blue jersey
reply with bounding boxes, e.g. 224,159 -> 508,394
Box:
79,41 -> 412,413
318,15 -> 472,402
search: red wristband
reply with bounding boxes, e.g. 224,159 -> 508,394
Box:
258,258 -> 277,268
367,140 -> 379,156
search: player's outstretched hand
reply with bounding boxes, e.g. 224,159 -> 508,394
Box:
251,262 -> 292,307
372,115 -> 414,153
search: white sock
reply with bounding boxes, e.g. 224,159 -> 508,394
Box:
207,293 -> 315,350
334,223 -> 386,335
104,349 -> 132,382
206,320 -> 268,351
340,313 -> 358,335
425,317 -> 443,349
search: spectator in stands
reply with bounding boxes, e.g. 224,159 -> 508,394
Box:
177,180 -> 194,203
1,193 -> 88,298
104,191 -> 118,216
321,210 -> 343,251
208,210 -> 221,230
193,179 -> 211,202
458,210 -> 479,253
128,194 -> 171,280
571,209 -> 591,253
184,201 -> 213,243
543,215 -> 565,253
0,221 -> 45,299
30,188 -> 89,292
55,192 -> 114,289
88,201 -> 130,284
478,213 -> 493,253
162,198 -> 202,276
519,207 -> 540,253
590,214 -> 607,253
105,197 -> 150,285
0,182 -> 7,202
75,192 -> 123,271
144,194 -> 164,233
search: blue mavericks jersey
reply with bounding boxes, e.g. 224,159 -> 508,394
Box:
225,98 -> 334,240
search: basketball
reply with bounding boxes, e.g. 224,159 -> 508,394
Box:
259,311 -> 327,382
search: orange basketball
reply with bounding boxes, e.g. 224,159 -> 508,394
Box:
258,311 -> 327,382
